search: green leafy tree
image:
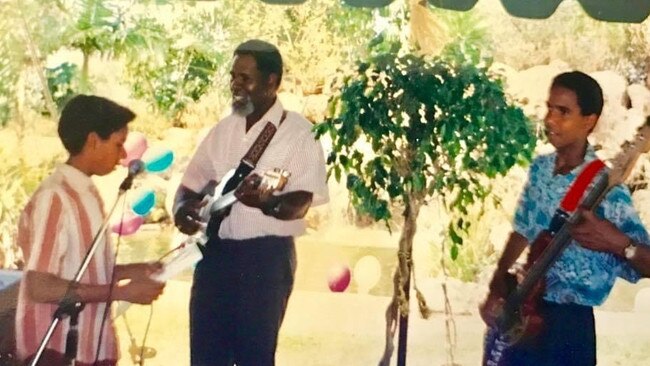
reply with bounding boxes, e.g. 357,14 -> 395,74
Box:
123,10 -> 226,126
314,40 -> 536,364
212,0 -> 374,95
0,0 -> 65,121
46,62 -> 81,109
58,0 -> 126,91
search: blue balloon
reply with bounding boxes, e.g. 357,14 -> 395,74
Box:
132,189 -> 156,216
145,148 -> 174,173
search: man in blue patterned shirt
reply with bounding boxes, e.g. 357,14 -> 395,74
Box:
479,71 -> 650,366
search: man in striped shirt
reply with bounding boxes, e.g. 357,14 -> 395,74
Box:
173,39 -> 329,366
15,95 -> 165,366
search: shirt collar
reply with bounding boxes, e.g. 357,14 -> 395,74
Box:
57,163 -> 97,193
259,98 -> 285,128
551,144 -> 599,176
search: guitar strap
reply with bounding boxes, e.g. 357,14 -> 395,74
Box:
548,158 -> 606,234
221,110 -> 288,195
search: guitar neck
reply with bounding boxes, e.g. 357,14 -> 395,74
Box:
506,170 -> 611,309
209,191 -> 238,214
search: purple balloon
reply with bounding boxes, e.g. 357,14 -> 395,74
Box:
120,131 -> 148,167
111,212 -> 144,236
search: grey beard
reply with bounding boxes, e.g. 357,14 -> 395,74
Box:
233,99 -> 254,117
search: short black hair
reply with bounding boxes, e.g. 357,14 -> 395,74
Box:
234,39 -> 283,86
58,95 -> 136,155
551,71 -> 604,117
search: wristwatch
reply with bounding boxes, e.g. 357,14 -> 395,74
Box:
623,240 -> 638,260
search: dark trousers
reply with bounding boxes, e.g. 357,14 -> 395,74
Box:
500,301 -> 596,366
189,236 -> 296,366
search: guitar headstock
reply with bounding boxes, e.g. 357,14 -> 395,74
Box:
260,168 -> 291,192
608,116 -> 650,186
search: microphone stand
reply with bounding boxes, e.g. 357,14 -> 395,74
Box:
29,174 -> 138,366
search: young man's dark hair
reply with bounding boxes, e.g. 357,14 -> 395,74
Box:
551,71 -> 604,117
234,39 -> 283,86
58,95 -> 136,155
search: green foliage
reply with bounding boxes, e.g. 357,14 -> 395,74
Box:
46,62 -> 80,110
606,25 -> 650,84
435,7 -> 489,58
0,2 -> 24,127
485,0 -> 643,74
316,39 -> 536,250
210,0 -> 374,94
123,1 -> 373,124
65,0 -> 121,53
0,153 -> 58,269
124,10 -> 225,125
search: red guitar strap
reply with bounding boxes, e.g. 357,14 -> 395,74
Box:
559,159 -> 606,213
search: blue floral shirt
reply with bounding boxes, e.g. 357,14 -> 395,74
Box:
513,146 -> 650,306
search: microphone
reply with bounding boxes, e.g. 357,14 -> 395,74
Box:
119,159 -> 145,192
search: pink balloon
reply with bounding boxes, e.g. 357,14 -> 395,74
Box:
111,212 -> 144,236
327,264 -> 351,292
120,131 -> 148,167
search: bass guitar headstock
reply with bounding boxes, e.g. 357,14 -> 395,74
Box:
607,116 -> 650,187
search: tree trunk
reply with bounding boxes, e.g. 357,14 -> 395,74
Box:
81,50 -> 91,93
397,198 -> 421,365
397,272 -> 411,366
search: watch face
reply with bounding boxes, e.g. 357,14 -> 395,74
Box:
625,244 -> 637,259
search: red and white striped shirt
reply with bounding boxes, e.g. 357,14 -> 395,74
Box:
15,164 -> 118,365
181,99 -> 329,240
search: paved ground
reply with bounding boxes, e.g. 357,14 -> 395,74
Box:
116,281 -> 650,366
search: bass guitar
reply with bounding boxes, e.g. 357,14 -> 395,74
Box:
483,118 -> 650,365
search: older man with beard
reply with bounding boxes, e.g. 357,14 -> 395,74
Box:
172,39 -> 329,366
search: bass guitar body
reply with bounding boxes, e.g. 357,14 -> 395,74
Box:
483,231 -> 553,366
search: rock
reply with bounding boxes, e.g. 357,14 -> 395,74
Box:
634,287 -> 650,313
591,70 -> 629,108
303,94 -> 330,123
627,84 -> 650,115
504,60 -> 570,120
279,92 -> 305,114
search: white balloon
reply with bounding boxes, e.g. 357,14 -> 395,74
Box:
353,255 -> 381,294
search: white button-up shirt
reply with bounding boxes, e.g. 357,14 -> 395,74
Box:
181,99 -> 329,240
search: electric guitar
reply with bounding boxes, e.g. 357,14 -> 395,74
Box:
197,168 -> 291,225
115,168 -> 290,317
483,118 -> 650,366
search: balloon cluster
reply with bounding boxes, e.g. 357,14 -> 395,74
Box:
327,255 -> 381,294
111,131 -> 174,236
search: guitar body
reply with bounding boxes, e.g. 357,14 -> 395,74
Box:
197,168 -> 291,237
482,231 -> 552,366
